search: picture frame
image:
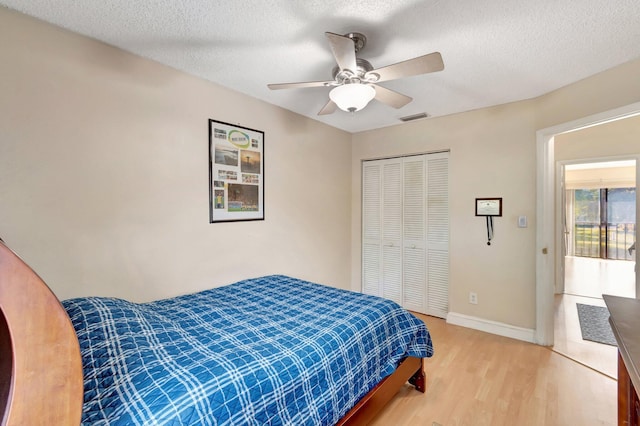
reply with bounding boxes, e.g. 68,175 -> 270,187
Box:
475,197 -> 502,217
209,119 -> 264,223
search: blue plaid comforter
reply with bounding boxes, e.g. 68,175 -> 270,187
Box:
62,275 -> 433,425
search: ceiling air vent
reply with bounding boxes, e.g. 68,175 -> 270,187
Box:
399,112 -> 429,122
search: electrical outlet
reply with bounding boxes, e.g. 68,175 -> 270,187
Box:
469,292 -> 478,304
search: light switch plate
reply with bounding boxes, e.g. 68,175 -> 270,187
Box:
518,215 -> 527,228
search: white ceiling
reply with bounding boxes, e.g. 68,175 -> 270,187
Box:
2,0 -> 640,133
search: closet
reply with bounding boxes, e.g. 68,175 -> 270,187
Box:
362,152 -> 449,318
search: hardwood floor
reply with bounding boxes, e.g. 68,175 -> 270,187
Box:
563,256 -> 635,299
371,314 -> 616,426
553,256 -> 635,378
553,294 -> 618,378
370,257 -> 632,425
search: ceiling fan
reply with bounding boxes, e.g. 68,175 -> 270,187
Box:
267,31 -> 444,115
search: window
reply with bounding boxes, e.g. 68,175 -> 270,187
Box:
572,188 -> 635,260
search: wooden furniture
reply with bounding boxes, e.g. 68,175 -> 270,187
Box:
0,241 -> 83,425
604,295 -> 640,426
0,240 -> 425,425
338,356 -> 424,425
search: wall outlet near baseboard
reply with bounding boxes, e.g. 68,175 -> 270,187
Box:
469,292 -> 478,304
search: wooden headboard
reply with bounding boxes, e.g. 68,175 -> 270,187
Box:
0,241 -> 83,425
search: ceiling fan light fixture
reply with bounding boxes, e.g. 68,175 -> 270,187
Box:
329,83 -> 376,112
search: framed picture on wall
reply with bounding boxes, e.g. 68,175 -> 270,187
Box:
475,197 -> 502,217
209,119 -> 264,223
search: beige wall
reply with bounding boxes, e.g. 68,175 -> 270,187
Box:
351,102 -> 538,328
352,59 -> 640,331
2,7 -> 640,334
0,8 -> 352,301
556,114 -> 640,162
565,166 -> 636,189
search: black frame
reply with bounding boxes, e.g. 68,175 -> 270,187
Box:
208,119 -> 264,223
475,197 -> 502,217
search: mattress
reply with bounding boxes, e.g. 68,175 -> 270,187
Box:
63,275 -> 433,425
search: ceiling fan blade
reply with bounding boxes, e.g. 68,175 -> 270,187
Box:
268,80 -> 333,90
372,84 -> 413,109
318,99 -> 338,115
367,52 -> 444,83
325,32 -> 357,73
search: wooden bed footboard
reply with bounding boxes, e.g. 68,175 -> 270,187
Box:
0,242 -> 83,426
337,356 -> 425,425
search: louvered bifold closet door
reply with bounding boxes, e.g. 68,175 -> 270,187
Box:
402,156 -> 426,313
362,153 -> 449,318
426,152 -> 449,318
381,161 -> 403,305
362,162 -> 382,297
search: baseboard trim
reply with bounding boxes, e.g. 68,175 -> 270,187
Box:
446,312 -> 535,343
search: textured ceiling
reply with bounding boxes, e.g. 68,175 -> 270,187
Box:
2,0 -> 640,133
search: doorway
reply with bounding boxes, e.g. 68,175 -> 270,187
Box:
554,159 -> 636,377
535,102 -> 640,347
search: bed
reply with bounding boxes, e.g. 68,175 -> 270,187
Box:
0,241 -> 433,425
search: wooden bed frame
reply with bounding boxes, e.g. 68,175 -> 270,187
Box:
0,241 -> 425,425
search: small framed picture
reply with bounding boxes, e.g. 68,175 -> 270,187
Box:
475,198 -> 502,217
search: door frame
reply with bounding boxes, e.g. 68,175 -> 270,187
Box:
535,101 -> 640,346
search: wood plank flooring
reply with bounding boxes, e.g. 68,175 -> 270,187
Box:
553,256 -> 635,378
563,256 -> 635,299
553,294 -> 618,378
371,314 -> 616,426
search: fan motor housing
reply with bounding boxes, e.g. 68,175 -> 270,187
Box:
332,58 -> 374,83
345,32 -> 367,52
